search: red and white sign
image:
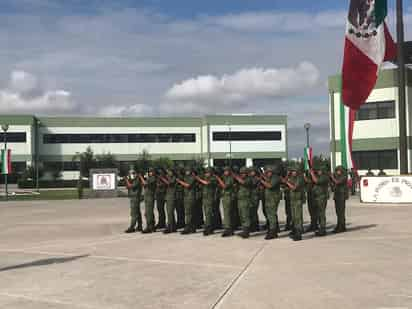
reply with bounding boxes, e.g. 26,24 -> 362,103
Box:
360,176 -> 412,204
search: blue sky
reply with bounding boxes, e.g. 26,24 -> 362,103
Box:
0,0 -> 410,156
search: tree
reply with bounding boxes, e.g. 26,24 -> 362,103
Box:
134,149 -> 151,172
72,146 -> 97,178
96,152 -> 117,169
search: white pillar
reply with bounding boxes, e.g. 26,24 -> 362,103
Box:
246,158 -> 253,167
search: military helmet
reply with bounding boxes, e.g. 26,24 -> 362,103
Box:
224,166 -> 231,171
239,167 -> 248,174
288,162 -> 299,171
148,167 -> 155,173
204,167 -> 213,173
265,166 -> 273,173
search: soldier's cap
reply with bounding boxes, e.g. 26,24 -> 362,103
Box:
204,167 -> 213,173
288,162 -> 299,171
265,166 -> 273,172
223,166 -> 231,171
129,169 -> 136,174
239,167 -> 248,174
335,165 -> 346,172
148,167 -> 156,173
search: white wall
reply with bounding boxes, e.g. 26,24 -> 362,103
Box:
4,125 -> 33,160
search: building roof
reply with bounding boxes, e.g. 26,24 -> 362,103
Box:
328,67 -> 412,92
0,114 -> 287,128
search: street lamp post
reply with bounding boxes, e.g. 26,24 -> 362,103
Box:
2,124 -> 9,201
225,121 -> 232,167
36,120 -> 40,192
304,123 -> 311,148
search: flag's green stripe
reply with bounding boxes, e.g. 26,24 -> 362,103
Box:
375,0 -> 388,27
340,102 -> 348,169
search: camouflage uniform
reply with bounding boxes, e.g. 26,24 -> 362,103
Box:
288,165 -> 304,241
221,167 -> 234,237
125,174 -> 143,233
143,170 -> 157,233
333,166 -> 348,233
155,172 -> 167,229
237,167 -> 253,238
312,165 -> 330,236
164,169 -> 177,233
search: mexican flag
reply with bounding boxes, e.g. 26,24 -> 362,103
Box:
339,102 -> 357,170
303,147 -> 313,171
342,0 -> 396,110
1,149 -> 12,175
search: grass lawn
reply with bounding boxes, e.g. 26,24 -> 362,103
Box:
0,189 -> 91,201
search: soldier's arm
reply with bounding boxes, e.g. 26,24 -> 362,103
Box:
138,175 -> 146,186
159,176 -> 170,185
234,175 -> 245,185
176,178 -> 190,188
195,175 -> 209,185
215,176 -> 226,189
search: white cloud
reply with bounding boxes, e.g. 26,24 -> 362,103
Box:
99,103 -> 153,116
0,70 -> 76,114
165,61 -> 320,107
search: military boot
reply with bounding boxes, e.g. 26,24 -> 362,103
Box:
293,232 -> 302,241
155,223 -> 166,230
181,225 -> 196,235
264,229 -> 278,240
238,227 -> 250,239
124,227 -> 135,233
203,226 -> 214,236
142,226 -> 155,234
221,229 -> 234,237
315,229 -> 327,237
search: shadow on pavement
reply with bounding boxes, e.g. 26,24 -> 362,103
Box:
0,254 -> 90,273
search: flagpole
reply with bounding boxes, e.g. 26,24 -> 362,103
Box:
396,0 -> 408,174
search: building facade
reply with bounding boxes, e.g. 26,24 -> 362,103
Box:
329,68 -> 412,175
0,114 -> 287,181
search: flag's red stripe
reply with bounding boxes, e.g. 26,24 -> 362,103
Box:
342,38 -> 378,110
383,22 -> 397,61
348,108 -> 357,170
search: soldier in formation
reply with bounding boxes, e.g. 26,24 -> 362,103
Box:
124,161 -> 349,241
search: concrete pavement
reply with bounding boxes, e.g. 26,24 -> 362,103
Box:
0,197 -> 411,309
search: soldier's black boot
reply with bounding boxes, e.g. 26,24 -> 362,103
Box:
142,226 -> 155,234
203,226 -> 214,236
163,226 -> 171,234
136,219 -> 143,232
284,224 -> 291,232
155,223 -> 166,230
293,231 -> 302,241
238,227 -> 250,239
125,227 -> 135,233
264,229 -> 278,240
315,229 -> 327,237
181,225 -> 196,235
222,229 -> 234,237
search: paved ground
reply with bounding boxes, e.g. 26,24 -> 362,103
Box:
0,197 -> 411,309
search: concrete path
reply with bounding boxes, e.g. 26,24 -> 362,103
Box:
0,197 -> 411,309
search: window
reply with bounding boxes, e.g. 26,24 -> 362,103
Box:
0,132 -> 27,143
43,133 -> 196,144
352,150 -> 398,170
355,101 -> 395,120
252,158 -> 281,168
212,131 -> 282,141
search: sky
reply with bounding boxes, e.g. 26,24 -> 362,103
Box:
0,0 -> 411,157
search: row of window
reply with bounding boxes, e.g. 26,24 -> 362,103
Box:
0,132 -> 27,143
352,150 -> 398,170
355,100 -> 395,121
43,133 -> 197,144
212,131 -> 282,141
